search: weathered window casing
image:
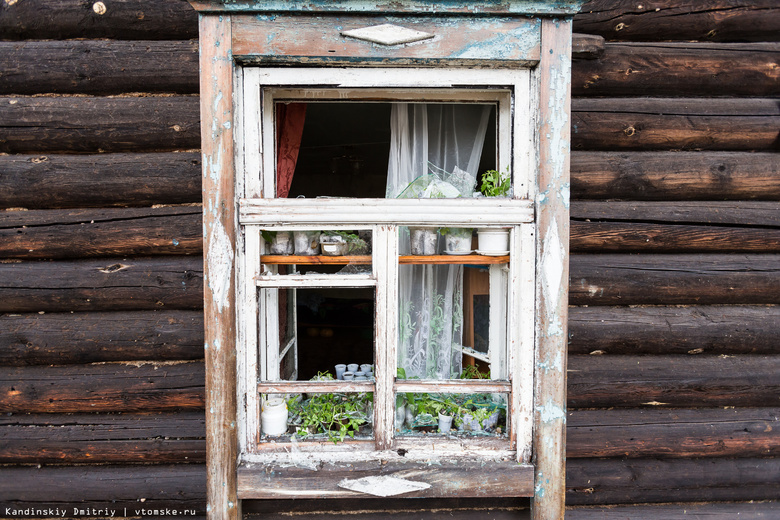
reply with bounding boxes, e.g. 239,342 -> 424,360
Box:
191,2 -> 580,519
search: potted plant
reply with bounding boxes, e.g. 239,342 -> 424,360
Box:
262,230 -> 294,255
440,227 -> 473,255
477,168 -> 511,255
320,231 -> 368,256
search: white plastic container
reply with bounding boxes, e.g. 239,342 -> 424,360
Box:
261,398 -> 288,436
438,413 -> 453,433
476,228 -> 510,255
334,364 -> 347,380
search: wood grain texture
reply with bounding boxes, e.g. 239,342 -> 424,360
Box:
571,98 -> 780,151
0,310 -> 203,366
575,0 -> 780,42
566,457 -> 780,505
571,201 -> 780,253
0,0 -> 198,40
0,96 -> 200,153
571,151 -> 780,201
567,354 -> 780,408
567,407 -> 780,459
0,207 -> 202,259
570,254 -> 780,305
238,460 -> 534,499
0,257 -> 203,313
568,305 -> 780,355
0,412 -> 205,463
572,42 -> 780,97
0,40 -> 199,95
0,464 -> 205,512
567,501 -> 780,519
0,362 -> 204,413
0,152 -> 201,210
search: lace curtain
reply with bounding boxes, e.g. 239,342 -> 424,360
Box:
387,103 -> 491,379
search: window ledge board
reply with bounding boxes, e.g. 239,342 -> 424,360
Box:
237,459 -> 534,499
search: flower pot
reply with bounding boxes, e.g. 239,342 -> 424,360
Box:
320,235 -> 349,256
334,364 -> 347,380
261,398 -> 288,436
347,363 -> 359,372
476,228 -> 510,255
438,413 -> 453,433
444,228 -> 473,254
409,227 -> 438,255
294,231 -> 321,255
269,231 -> 294,255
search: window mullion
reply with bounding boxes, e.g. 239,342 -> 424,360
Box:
373,224 -> 397,450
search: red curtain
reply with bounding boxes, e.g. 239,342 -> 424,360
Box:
275,103 -> 307,198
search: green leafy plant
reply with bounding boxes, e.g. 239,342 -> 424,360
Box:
321,230 -> 368,254
460,364 -> 490,380
480,168 -> 511,197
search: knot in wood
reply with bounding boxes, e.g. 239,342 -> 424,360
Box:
93,2 -> 107,15
623,126 -> 636,137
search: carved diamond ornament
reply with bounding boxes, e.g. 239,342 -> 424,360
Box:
341,24 -> 434,46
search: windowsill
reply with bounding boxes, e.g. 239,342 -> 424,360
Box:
237,456 -> 534,499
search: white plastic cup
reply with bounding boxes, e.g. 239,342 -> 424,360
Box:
261,398 -> 288,436
347,363 -> 359,372
360,364 -> 372,373
335,364 -> 347,380
438,413 -> 453,433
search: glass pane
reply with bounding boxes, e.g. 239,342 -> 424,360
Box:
261,391 -> 374,443
292,287 -> 375,381
394,392 -> 508,437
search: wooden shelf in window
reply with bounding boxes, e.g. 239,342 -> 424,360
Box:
261,254 -> 509,265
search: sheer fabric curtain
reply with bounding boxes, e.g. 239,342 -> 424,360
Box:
387,104 -> 491,379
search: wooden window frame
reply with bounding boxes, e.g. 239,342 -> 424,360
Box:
233,68 -> 542,497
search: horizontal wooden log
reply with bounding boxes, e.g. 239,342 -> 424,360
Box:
566,457 -> 780,505
0,207 -> 202,259
0,152 -> 202,209
572,98 -> 780,151
567,407 -> 780,459
0,96 -> 200,153
0,310 -> 203,366
568,305 -> 780,355
0,41 -> 199,95
0,411 -> 205,463
0,362 -> 204,413
570,254 -> 780,305
573,42 -> 780,97
238,460 -> 533,499
571,201 -> 780,253
574,0 -> 780,42
567,354 -> 780,408
0,257 -> 203,313
568,501 -> 780,519
0,0 -> 198,40
0,464 -> 205,513
571,151 -> 780,201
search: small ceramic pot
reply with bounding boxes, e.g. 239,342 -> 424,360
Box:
409,227 -> 437,255
438,413 -> 453,433
269,231 -> 294,255
342,371 -> 355,380
477,228 -> 510,255
347,363 -> 359,372
261,398 -> 288,436
360,364 -> 373,373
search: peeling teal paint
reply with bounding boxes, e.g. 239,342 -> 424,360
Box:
173,239 -> 180,246
536,399 -> 566,424
537,350 -> 563,374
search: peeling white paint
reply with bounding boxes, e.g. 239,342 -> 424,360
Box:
540,219 -> 565,309
536,399 -> 566,424
537,350 -> 563,375
206,219 -> 233,313
338,476 -> 431,497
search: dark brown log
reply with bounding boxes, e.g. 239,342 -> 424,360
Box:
570,201 -> 780,253
0,411 -> 205,463
567,501 -> 780,519
567,408 -> 780,459
0,310 -> 204,366
571,33 -> 605,59
572,201 -> 780,226
570,254 -> 780,305
571,151 -> 780,201
0,464 -> 205,514
568,305 -> 780,355
0,256 -> 203,313
0,362 -> 204,413
574,0 -> 780,42
0,41 -> 199,95
566,457 -> 780,505
572,98 -> 780,151
567,354 -> 780,408
0,0 -> 198,40
573,42 -> 780,97
0,152 -> 202,210
0,207 -> 202,259
0,96 -> 200,153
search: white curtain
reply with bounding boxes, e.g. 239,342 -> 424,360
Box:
387,104 -> 491,379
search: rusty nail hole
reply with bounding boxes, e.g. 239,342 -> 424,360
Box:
615,22 -> 625,31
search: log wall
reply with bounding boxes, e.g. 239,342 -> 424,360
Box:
0,0 -> 777,518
